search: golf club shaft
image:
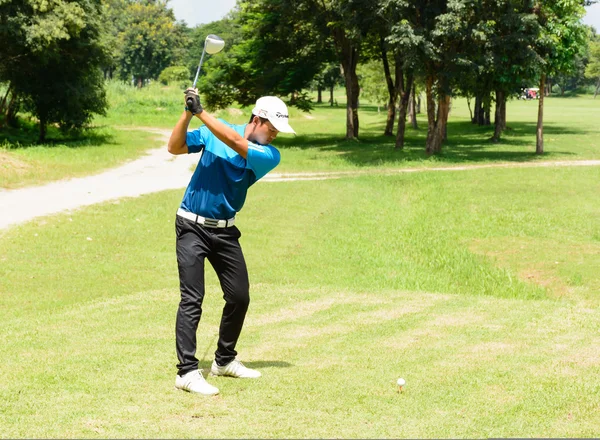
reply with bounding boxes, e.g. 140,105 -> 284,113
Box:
192,48 -> 207,89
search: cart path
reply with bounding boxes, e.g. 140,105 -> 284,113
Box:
1,127 -> 599,231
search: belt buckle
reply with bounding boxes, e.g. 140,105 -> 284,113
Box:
203,218 -> 220,228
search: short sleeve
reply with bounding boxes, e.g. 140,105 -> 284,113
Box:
246,142 -> 281,180
185,125 -> 211,154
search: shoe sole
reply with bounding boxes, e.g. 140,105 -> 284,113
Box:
209,372 -> 261,378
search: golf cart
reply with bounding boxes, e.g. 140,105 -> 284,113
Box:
519,87 -> 540,100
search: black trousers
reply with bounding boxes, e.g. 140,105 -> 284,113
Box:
175,215 -> 250,376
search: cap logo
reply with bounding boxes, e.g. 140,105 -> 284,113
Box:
257,109 -> 288,119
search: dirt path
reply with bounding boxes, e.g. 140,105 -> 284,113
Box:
1,127 -> 599,231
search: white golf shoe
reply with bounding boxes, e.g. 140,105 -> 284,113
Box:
175,370 -> 219,395
210,359 -> 261,378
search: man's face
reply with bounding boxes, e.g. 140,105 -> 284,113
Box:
249,117 -> 279,145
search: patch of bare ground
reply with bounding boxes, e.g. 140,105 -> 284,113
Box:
0,152 -> 31,174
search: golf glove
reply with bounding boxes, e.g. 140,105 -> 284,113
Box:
184,88 -> 203,115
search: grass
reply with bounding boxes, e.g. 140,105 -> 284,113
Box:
0,124 -> 165,189
1,164 -> 599,437
0,83 -> 599,437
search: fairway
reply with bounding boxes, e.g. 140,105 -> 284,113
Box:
1,163 -> 599,437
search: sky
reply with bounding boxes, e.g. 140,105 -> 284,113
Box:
583,3 -> 600,32
168,0 -> 236,27
168,0 -> 600,31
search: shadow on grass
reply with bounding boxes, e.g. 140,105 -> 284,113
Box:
276,115 -> 589,167
0,118 -> 114,149
199,361 -> 293,375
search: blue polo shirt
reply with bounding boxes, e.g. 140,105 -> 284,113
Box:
180,120 -> 280,220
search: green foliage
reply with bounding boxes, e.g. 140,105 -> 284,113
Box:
585,39 -> 600,79
196,1 -> 335,111
312,63 -> 344,90
158,65 -> 189,87
533,0 -> 589,77
357,60 -> 389,107
186,18 -> 243,108
0,0 -> 111,140
117,1 -> 185,85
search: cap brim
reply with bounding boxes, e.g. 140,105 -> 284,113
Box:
269,117 -> 296,134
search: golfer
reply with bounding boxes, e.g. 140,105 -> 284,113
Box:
168,88 -> 295,396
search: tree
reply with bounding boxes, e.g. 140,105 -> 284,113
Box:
307,0 -> 374,139
0,0 -> 110,141
100,0 -> 130,80
118,1 -> 184,87
256,0 -> 375,139
388,0 -> 478,154
199,2 -> 333,112
482,0 -> 539,142
585,35 -> 600,97
357,60 -> 389,111
376,1 -> 416,147
532,0 -> 589,154
312,63 -> 344,106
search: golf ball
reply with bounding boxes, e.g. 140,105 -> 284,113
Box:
397,378 -> 406,386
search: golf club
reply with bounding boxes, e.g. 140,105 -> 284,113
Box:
186,34 -> 225,109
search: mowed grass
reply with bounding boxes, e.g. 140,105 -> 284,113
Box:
1,165 -> 599,438
2,82 -> 600,189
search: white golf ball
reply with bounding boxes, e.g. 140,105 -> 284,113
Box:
397,378 -> 406,386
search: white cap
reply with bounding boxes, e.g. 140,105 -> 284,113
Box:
251,96 -> 296,134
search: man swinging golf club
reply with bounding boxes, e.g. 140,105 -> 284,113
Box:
168,85 -> 295,395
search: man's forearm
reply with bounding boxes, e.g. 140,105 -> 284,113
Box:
168,111 -> 194,155
197,111 -> 248,159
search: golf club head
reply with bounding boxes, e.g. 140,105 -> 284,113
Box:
205,34 -> 225,54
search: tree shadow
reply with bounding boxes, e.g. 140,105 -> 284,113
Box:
0,119 -> 115,149
276,116 -> 590,167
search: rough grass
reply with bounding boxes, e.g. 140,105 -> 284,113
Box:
0,126 -> 164,189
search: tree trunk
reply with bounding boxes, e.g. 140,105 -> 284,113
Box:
425,75 -> 436,155
483,91 -> 491,126
594,78 -> 599,99
466,95 -> 473,122
0,84 -> 11,116
6,93 -> 19,128
343,66 -> 359,139
334,29 -> 360,139
137,77 -> 143,88
330,85 -> 334,106
317,88 -> 323,104
381,38 -> 400,136
409,86 -> 418,129
430,95 -> 450,154
492,89 -> 504,143
395,72 -> 413,150
443,96 -> 450,142
501,94 -> 507,130
536,73 -> 546,155
39,114 -> 47,143
473,94 -> 481,124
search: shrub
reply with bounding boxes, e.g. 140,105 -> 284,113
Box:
158,66 -> 190,87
